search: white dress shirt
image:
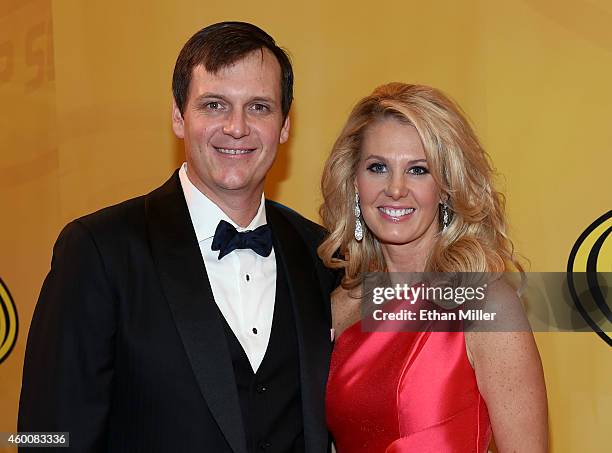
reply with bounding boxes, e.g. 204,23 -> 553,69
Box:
179,163 -> 276,372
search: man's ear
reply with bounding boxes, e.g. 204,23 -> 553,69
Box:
279,115 -> 290,144
172,99 -> 185,139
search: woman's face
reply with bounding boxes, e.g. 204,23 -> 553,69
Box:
355,118 -> 442,250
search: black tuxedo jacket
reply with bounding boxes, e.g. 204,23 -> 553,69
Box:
19,171 -> 336,453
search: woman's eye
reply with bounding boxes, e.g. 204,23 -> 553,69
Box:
408,166 -> 428,175
366,162 -> 387,173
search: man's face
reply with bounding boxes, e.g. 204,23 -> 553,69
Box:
172,49 -> 289,201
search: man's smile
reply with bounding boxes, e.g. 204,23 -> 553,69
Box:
214,146 -> 256,155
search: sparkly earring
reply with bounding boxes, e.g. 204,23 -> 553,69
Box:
354,192 -> 363,241
441,201 -> 451,231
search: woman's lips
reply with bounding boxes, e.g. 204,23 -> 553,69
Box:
377,206 -> 415,222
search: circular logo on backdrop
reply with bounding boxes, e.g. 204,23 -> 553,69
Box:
567,210 -> 612,347
0,277 -> 18,364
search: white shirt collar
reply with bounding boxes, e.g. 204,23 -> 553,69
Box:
178,162 -> 268,242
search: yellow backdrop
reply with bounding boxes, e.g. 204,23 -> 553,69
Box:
1,0 -> 610,451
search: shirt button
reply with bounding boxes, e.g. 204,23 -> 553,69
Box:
258,441 -> 271,450
246,274 -> 250,282
252,327 -> 258,335
256,384 -> 267,394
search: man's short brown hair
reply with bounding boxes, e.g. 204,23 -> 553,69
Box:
172,21 -> 294,120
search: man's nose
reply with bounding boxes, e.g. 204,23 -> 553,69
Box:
222,109 -> 250,138
384,174 -> 409,200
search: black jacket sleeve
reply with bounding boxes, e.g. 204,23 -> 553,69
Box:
18,220 -> 117,452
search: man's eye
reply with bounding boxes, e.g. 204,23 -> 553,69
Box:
205,101 -> 222,110
408,166 -> 428,175
366,163 -> 387,173
251,103 -> 270,112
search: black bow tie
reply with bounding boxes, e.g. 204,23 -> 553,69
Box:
211,220 -> 273,260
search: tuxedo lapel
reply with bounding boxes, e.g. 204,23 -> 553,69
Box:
266,202 -> 332,453
145,171 -> 247,453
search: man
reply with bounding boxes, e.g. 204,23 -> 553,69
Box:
19,22 -> 335,453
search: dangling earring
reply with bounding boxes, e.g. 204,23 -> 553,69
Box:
354,192 -> 363,241
441,201 -> 451,231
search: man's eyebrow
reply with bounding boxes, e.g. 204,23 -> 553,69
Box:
250,96 -> 276,104
193,93 -> 278,104
194,92 -> 228,103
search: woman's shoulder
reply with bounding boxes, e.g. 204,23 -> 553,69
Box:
331,285 -> 362,338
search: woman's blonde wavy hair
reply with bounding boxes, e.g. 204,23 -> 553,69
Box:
318,83 -> 522,289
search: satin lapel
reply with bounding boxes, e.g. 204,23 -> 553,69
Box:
145,172 -> 247,453
266,203 -> 332,453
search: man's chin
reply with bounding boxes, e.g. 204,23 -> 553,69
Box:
214,178 -> 260,194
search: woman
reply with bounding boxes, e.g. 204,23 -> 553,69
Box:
319,83 -> 547,452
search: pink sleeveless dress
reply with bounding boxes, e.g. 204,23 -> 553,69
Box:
326,323 -> 491,452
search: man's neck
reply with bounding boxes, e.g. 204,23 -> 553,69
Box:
186,168 -> 263,228
213,192 -> 262,228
